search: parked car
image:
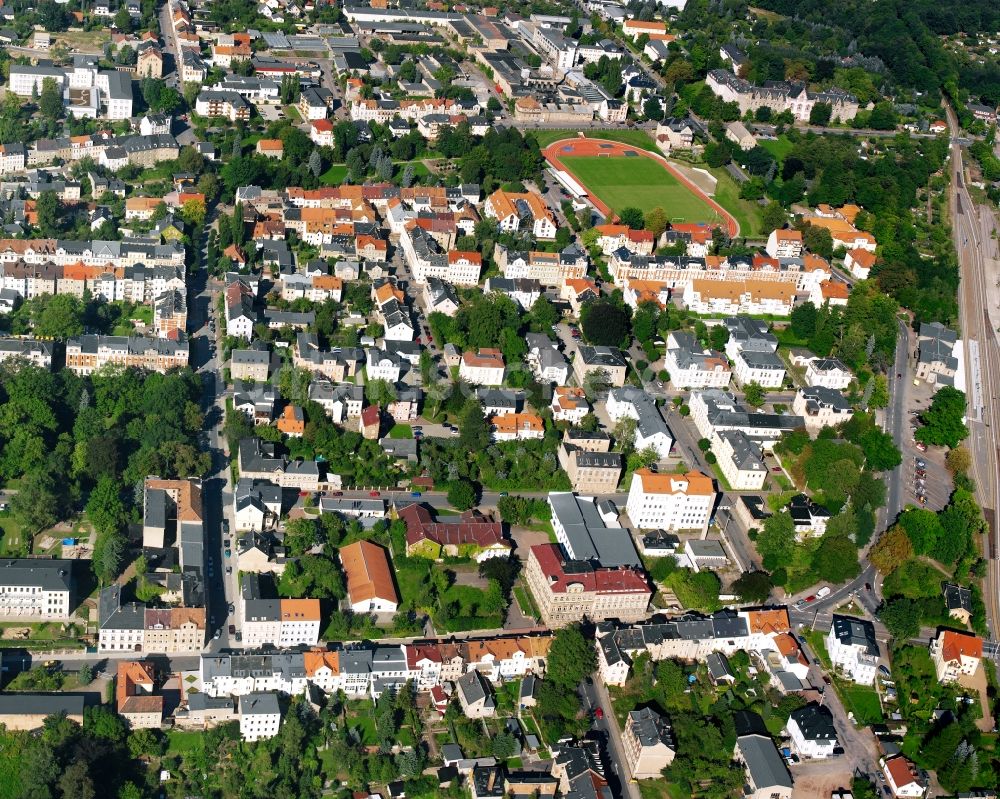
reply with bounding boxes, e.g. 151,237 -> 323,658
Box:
369,490 -> 381,497
229,625 -> 236,635
816,586 -> 831,598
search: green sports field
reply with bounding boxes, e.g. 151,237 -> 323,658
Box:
559,154 -> 722,223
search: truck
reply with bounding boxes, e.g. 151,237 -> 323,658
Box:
816,586 -> 831,598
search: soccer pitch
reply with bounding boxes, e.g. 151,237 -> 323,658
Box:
559,154 -> 721,223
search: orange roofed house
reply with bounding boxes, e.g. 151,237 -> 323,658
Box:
682,278 -> 796,317
117,661 -> 163,729
459,348 -> 506,386
622,18 -> 668,40
930,629 -> 983,683
625,468 -> 716,531
276,404 -> 305,437
256,139 -> 284,159
340,540 -> 399,613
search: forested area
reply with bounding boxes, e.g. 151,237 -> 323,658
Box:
0,364 -> 207,585
747,0 -> 1000,101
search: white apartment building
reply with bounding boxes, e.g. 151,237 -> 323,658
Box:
625,468 -> 716,531
663,331 -> 731,389
826,615 -> 879,686
682,279 -> 795,317
732,349 -> 786,388
785,704 -> 837,759
713,429 -> 767,491
0,559 -> 74,619
365,348 -> 402,383
804,358 -> 852,390
483,189 -> 557,239
792,386 -> 854,433
239,693 -> 282,741
459,348 -> 506,386
765,228 -> 803,259
930,630 -> 983,684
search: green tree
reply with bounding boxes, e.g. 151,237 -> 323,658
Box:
757,511 -> 795,570
114,5 -> 132,32
644,207 -> 668,239
879,597 -> 920,640
762,202 -> 787,232
365,378 -> 397,408
868,526 -> 913,575
33,294 -> 85,338
618,207 -> 644,230
731,570 -> 772,603
447,480 -> 476,511
859,428 -> 901,471
743,381 -> 766,408
39,77 -> 63,120
809,102 -> 833,126
86,475 -> 126,537
35,191 -> 60,235
916,386 -> 969,448
580,300 -> 630,347
811,534 -> 860,583
11,470 -> 64,535
459,399 -> 490,451
528,295 -> 559,332
546,624 -> 596,689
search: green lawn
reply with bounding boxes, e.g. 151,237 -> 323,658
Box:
706,166 -> 765,236
533,128 -> 657,151
0,512 -> 25,555
388,424 -> 413,439
838,681 -> 883,725
394,160 -> 430,179
560,155 -> 721,223
513,585 -> 539,620
320,160 -> 429,187
758,135 -> 794,163
320,164 -> 348,185
166,730 -> 202,754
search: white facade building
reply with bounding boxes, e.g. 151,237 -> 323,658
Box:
625,468 -> 716,531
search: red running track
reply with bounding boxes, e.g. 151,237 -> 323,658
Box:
542,136 -> 740,238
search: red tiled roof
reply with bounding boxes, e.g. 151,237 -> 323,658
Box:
530,544 -> 650,594
400,503 -> 506,550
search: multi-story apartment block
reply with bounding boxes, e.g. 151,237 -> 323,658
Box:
460,348 -> 506,386
625,468 -> 716,531
804,357 -> 852,389
706,69 -> 859,122
525,543 -> 651,628
0,558 -> 74,619
195,90 -> 251,121
623,707 -> 675,778
765,228 -> 803,259
495,243 -> 588,287
930,630 -> 982,684
240,693 -> 282,741
663,332 -> 731,389
682,278 -> 796,317
484,189 -> 557,239
65,334 -> 189,375
827,614 -> 879,685
0,338 -> 54,369
607,386 -> 675,458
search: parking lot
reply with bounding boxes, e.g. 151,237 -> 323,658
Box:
901,375 -> 952,511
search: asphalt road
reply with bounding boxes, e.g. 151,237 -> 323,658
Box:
583,677 -> 639,799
